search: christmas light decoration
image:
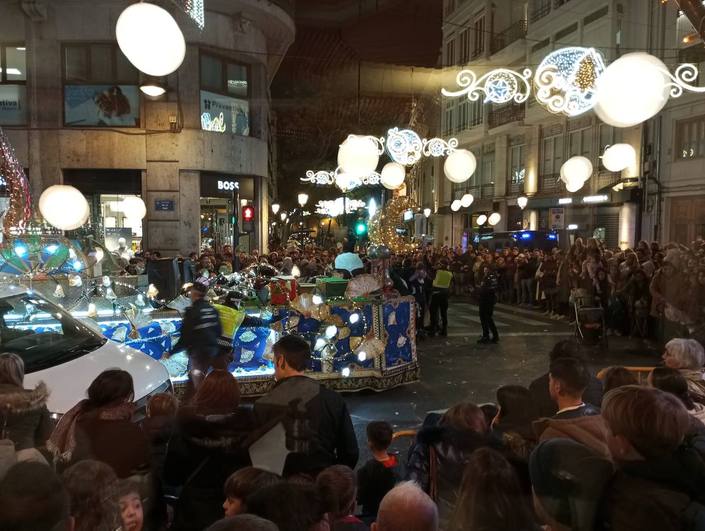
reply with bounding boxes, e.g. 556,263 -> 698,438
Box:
534,47 -> 606,116
560,156 -> 593,186
667,63 -> 705,97
602,144 -> 636,172
0,128 -> 32,234
201,112 -> 227,133
39,185 -> 90,231
368,196 -> 418,254
115,2 -> 186,77
380,162 -> 406,190
300,169 -> 381,191
315,198 -> 366,217
442,67 -> 532,104
338,135 -> 383,177
170,0 -> 204,30
384,127 -> 458,165
444,149 -> 477,183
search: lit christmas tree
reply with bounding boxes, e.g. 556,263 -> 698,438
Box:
0,127 -> 32,235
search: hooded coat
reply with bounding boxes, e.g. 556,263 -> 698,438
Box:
534,413 -> 612,461
0,382 -> 52,451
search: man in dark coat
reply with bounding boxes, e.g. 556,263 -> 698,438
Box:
476,265 -> 499,344
254,335 -> 359,477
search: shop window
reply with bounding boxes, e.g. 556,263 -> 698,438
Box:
99,194 -> 143,254
676,115 -> 705,160
0,44 -> 27,125
199,53 -> 250,136
62,44 -> 140,127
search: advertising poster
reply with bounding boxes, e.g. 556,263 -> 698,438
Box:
0,85 -> 27,125
550,207 -> 565,230
64,85 -> 140,127
200,90 -> 250,136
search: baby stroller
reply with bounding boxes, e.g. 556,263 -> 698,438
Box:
571,288 -> 607,348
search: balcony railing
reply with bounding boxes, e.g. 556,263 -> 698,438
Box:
491,19 -> 528,55
488,103 -> 525,129
596,170 -> 621,190
540,173 -> 560,193
554,0 -> 575,8
481,184 -> 495,198
530,1 -> 551,22
508,181 -> 524,195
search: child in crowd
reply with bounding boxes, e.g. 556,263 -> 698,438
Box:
116,480 -> 145,531
223,467 -> 281,517
317,465 -> 367,531
356,421 -> 399,519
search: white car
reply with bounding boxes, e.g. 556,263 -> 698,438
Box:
0,286 -> 171,415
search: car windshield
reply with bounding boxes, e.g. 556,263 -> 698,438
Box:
0,292 -> 106,373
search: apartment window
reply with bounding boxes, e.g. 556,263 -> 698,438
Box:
470,99 -> 483,126
458,100 -> 469,130
541,134 -> 564,176
0,44 -> 27,125
445,39 -> 456,67
676,115 -> 705,159
509,144 -> 526,185
445,0 -> 456,15
473,16 -> 485,57
598,124 -> 622,168
569,126 -> 593,159
444,102 -> 454,136
200,53 -> 250,136
460,28 -> 471,64
62,44 -> 140,127
481,153 -> 494,185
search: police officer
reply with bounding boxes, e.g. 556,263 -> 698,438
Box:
169,281 -> 222,395
477,265 -> 499,344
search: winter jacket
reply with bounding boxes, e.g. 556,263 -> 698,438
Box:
357,456 -> 399,517
254,375 -> 358,477
164,407 -> 257,531
604,445 -> 705,531
406,426 -> 503,525
534,412 -> 611,461
171,298 -> 222,355
0,382 -> 52,451
528,372 -> 604,418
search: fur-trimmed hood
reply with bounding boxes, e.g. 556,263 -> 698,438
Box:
0,382 -> 49,415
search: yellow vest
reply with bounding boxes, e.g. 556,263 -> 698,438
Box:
433,270 -> 453,289
213,304 -> 247,340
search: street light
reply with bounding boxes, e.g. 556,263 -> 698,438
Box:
271,203 -> 280,215
423,208 -> 431,218
280,212 -> 287,222
298,193 -> 309,207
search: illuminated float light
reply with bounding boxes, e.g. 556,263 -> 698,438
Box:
357,351 -> 367,362
314,337 -> 326,351
442,67 -> 532,104
312,294 -> 323,305
45,244 -> 58,254
324,325 -> 338,339
349,312 -> 360,324
72,260 -> 83,271
341,367 -> 351,377
13,244 -> 28,258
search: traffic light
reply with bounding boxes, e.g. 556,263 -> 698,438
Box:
354,219 -> 368,236
242,204 -> 255,222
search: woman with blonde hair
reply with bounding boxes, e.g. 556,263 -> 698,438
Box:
662,338 -> 705,404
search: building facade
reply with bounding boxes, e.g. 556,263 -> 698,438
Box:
0,0 -> 294,255
430,0 -> 677,250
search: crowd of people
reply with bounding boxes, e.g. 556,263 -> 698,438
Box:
4,332 -> 705,530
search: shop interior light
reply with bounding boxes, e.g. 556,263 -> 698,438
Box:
558,198 -> 573,205
583,195 -> 609,203
568,224 -> 579,230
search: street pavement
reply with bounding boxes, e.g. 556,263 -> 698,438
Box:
345,297 -> 661,459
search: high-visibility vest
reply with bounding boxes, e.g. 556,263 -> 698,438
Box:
213,304 -> 247,340
433,270 -> 453,289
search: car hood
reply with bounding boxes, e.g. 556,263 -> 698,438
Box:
24,341 -> 170,414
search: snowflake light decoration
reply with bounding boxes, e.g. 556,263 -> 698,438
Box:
300,169 -> 381,192
384,128 -> 458,166
534,47 -> 606,116
315,198 -> 367,217
442,68 -> 532,104
666,63 -> 705,98
170,0 -> 204,30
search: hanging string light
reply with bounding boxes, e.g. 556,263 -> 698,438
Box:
0,127 -> 32,234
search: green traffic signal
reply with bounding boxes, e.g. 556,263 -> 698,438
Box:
355,220 -> 367,236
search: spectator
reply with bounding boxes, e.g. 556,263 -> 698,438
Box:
449,448 -> 539,531
602,386 -> 705,530
371,481 -> 438,531
406,402 -> 499,524
649,367 -> 705,425
528,340 -> 603,418
223,467 -> 281,517
62,459 -> 121,531
206,514 -> 280,531
530,438 -> 613,531
246,482 -> 330,531
48,369 -> 149,477
317,465 -> 367,530
357,421 -> 399,519
662,338 -> 705,404
491,385 -> 538,461
0,352 -> 51,459
0,462 -> 73,531
165,370 -> 256,531
116,480 -> 144,531
534,357 -> 610,459
254,335 -> 358,476
601,366 -> 640,394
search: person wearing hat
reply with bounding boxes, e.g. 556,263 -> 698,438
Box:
168,281 -> 223,397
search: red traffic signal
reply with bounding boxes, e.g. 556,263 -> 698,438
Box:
242,205 -> 255,222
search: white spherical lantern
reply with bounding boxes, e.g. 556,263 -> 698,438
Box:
602,143 -> 636,172
337,135 -> 380,177
565,176 -> 585,193
39,185 -> 90,231
476,214 -> 488,226
594,52 -> 671,128
120,196 -> 147,220
460,193 -> 474,208
450,200 -> 462,212
380,162 -> 406,190
488,212 -> 501,226
116,3 -> 186,77
444,149 -> 477,184
560,156 -> 593,184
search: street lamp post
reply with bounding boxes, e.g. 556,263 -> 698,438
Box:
297,193 -> 309,239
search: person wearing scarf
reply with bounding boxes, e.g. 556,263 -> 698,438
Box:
47,369 -> 149,478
